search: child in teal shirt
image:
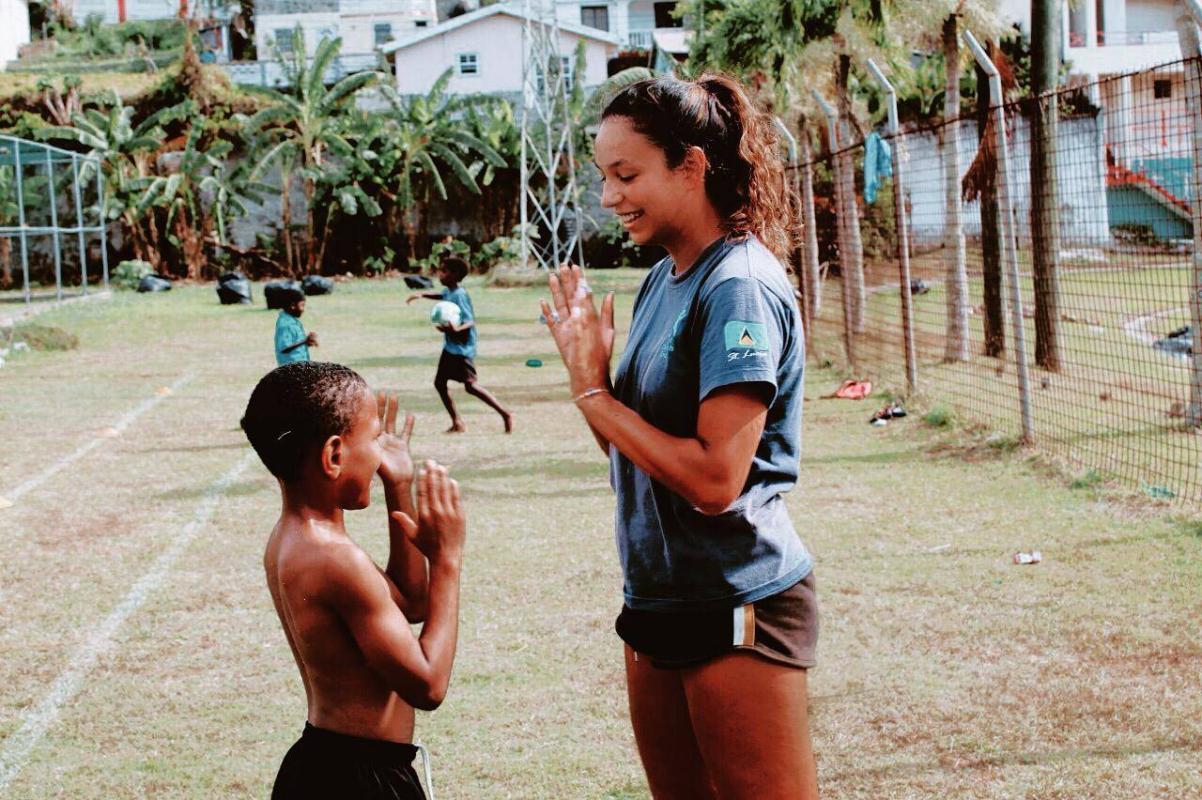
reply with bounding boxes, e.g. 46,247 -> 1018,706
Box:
406,257 -> 512,433
275,290 -> 318,365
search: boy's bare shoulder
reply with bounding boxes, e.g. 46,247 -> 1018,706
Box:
272,524 -> 385,605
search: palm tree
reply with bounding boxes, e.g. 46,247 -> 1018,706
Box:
245,29 -> 381,275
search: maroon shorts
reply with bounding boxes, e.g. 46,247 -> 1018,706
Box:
615,572 -> 819,670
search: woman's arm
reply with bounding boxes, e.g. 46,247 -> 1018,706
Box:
543,265 -> 767,512
575,385 -> 766,514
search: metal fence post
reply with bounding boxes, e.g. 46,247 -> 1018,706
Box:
812,89 -> 856,370
965,31 -> 1035,444
966,31 -> 1033,442
799,122 -> 822,322
13,141 -> 30,305
44,149 -> 63,303
96,156 -> 109,290
72,153 -> 88,295
773,117 -> 813,338
867,59 -> 918,396
1176,3 -> 1202,425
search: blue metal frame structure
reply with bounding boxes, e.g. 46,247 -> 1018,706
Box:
0,135 -> 107,304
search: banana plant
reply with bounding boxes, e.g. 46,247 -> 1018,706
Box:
376,68 -> 505,264
243,29 -> 381,275
40,93 -> 190,270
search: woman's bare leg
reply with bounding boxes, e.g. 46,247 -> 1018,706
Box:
682,652 -> 818,800
624,646 -> 720,800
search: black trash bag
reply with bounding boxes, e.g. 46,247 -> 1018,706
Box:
1155,325 -> 1192,356
302,274 -> 335,296
217,271 -> 253,305
265,280 -> 304,309
404,275 -> 433,290
137,274 -> 173,293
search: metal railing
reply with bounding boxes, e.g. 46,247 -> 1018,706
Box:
219,52 -> 383,88
798,40 -> 1202,502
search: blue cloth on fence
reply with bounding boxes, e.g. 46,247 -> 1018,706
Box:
864,131 -> 893,204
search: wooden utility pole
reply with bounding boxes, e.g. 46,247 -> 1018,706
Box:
1030,0 -> 1062,370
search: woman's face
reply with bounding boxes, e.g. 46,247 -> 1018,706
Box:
594,115 -> 703,248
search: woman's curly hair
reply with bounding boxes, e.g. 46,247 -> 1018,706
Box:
601,73 -> 791,260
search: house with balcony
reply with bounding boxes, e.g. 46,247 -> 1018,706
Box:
221,0 -> 435,86
253,0 -> 436,61
1001,0 -> 1192,241
381,3 -> 618,96
552,0 -> 686,53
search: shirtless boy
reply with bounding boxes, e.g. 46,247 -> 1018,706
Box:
240,361 -> 465,799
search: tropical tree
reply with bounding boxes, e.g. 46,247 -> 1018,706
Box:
139,110 -> 265,278
375,71 -> 505,265
244,29 -> 381,275
40,93 -> 190,270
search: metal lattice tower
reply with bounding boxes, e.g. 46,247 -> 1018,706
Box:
518,0 -> 586,270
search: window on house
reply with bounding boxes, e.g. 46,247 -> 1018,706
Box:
458,52 -> 479,75
1154,79 -> 1172,99
374,22 -> 393,46
581,5 -> 609,31
274,28 -> 295,54
654,1 -> 681,28
415,19 -> 429,27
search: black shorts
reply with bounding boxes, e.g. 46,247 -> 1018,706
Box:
271,723 -> 427,800
615,572 -> 819,670
435,351 -> 477,384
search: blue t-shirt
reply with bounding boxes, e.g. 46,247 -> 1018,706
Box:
441,287 -> 477,359
610,236 -> 811,612
275,311 -> 309,365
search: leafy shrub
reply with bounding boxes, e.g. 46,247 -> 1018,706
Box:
473,228 -> 524,272
412,238 -> 471,273
113,259 -> 153,289
922,405 -> 954,427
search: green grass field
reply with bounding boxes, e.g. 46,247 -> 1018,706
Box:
1,273 -> 1200,798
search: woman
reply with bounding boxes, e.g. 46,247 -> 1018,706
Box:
541,74 -> 819,799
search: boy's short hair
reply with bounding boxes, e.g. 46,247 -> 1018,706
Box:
441,256 -> 469,282
241,362 -> 368,482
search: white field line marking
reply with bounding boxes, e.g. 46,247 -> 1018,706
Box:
0,450 -> 255,793
4,373 -> 193,503
1121,306 -> 1187,347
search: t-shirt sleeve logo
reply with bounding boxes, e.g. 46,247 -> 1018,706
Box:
724,321 -> 769,352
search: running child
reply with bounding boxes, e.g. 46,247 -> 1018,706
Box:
240,362 -> 466,800
275,288 -> 318,365
406,256 -> 513,434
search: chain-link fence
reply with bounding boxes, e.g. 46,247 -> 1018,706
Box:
799,55 -> 1202,503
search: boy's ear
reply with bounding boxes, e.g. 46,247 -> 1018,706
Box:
321,435 -> 344,479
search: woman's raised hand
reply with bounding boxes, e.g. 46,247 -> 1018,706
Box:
540,264 -> 615,396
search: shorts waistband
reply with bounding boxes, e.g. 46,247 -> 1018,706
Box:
301,722 -> 420,765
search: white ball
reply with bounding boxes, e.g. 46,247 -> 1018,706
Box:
430,300 -> 462,327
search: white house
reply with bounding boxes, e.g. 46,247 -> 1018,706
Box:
254,0 -> 437,60
997,0 -> 1191,239
66,0 -> 188,24
381,3 -> 619,96
552,0 -> 683,50
0,0 -> 31,70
